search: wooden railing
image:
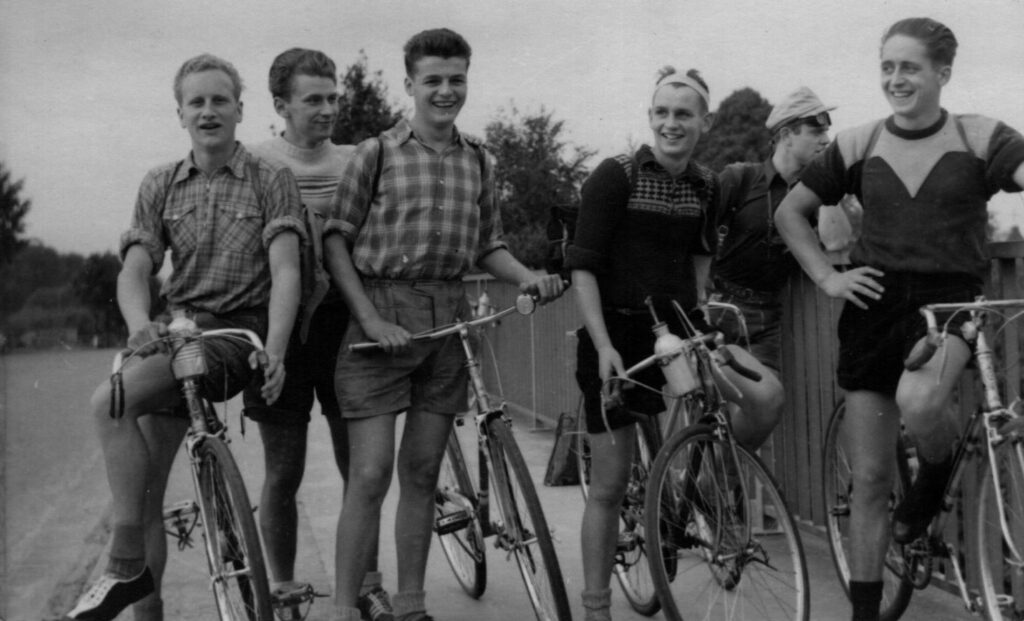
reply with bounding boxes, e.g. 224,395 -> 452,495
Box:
467,240 -> 1024,536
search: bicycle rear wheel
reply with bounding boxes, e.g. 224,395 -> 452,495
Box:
195,436 -> 272,621
645,424 -> 809,621
436,427 -> 487,598
822,401 -> 913,621
976,433 -> 1024,620
488,418 -> 572,621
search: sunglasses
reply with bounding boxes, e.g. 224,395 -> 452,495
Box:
798,111 -> 832,128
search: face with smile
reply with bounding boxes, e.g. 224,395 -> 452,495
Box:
784,122 -> 831,168
648,85 -> 711,163
276,74 -> 339,148
177,69 -> 243,154
405,56 -> 468,131
880,34 -> 950,128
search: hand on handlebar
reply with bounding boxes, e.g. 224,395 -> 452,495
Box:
520,274 -> 566,305
360,316 -> 412,354
819,267 -> 885,309
126,321 -> 170,357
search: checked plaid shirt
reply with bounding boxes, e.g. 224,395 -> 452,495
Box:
325,120 -> 507,280
120,143 -> 305,315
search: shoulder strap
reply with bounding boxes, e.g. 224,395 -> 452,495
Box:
248,159 -> 263,208
160,160 -> 183,214
951,114 -> 981,159
863,120 -> 886,160
370,136 -> 385,202
617,155 -> 639,196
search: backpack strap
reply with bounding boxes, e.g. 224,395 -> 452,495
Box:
862,119 -> 886,160
714,163 -> 758,256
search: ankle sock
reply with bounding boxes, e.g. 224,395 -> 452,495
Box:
107,524 -> 145,579
582,588 -> 612,621
391,590 -> 426,618
360,570 -> 383,596
849,580 -> 882,621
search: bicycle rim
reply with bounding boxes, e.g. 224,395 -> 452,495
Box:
575,395 -> 591,501
614,417 -> 661,616
196,437 -> 272,621
488,419 -> 572,621
822,402 -> 913,621
436,429 -> 487,598
976,436 -> 1024,620
645,426 -> 809,621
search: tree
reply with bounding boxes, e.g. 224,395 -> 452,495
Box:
331,51 -> 406,145
0,241 -> 83,320
694,87 -> 773,172
72,252 -> 124,344
484,106 -> 595,268
0,162 -> 32,265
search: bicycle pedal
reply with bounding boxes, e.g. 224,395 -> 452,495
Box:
435,508 -> 473,535
162,499 -> 198,520
616,530 -> 638,552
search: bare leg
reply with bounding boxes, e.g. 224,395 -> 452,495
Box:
896,336 -> 970,463
256,420 -> 308,584
717,345 -> 784,451
580,424 -> 634,592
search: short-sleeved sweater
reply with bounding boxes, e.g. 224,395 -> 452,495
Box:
565,145 -> 718,312
799,110 -> 1024,276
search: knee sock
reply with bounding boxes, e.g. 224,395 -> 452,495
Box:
106,524 -> 146,579
391,590 -> 426,619
849,580 -> 882,621
582,588 -> 612,621
360,570 -> 383,596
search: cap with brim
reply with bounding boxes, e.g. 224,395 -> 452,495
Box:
765,86 -> 836,133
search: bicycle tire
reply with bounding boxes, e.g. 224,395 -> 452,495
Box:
436,427 -> 487,598
645,424 -> 809,621
195,435 -> 273,621
976,434 -> 1024,620
822,401 -> 913,621
487,418 -> 572,621
613,415 -> 661,616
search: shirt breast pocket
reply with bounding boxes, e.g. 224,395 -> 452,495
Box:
216,201 -> 264,254
162,203 -> 199,254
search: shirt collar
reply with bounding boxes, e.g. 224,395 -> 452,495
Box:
636,144 -> 709,189
181,142 -> 246,181
392,118 -> 471,149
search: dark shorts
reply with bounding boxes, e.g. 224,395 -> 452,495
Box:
836,270 -> 981,396
243,300 -> 349,425
335,280 -> 470,419
154,308 -> 267,418
708,289 -> 782,373
576,310 -> 678,434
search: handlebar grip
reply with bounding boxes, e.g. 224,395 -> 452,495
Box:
904,332 -> 941,371
717,347 -> 762,382
349,342 -> 383,352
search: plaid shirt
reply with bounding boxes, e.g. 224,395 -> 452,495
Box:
325,119 -> 506,280
120,143 -> 304,314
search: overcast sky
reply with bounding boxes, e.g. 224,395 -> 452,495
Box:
2,0 -> 1024,255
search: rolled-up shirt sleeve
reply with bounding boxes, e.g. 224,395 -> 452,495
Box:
475,148 -> 508,261
119,168 -> 169,274
564,157 -> 631,274
261,166 -> 306,246
325,139 -> 378,244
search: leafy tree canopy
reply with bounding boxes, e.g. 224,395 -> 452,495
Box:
694,87 -> 773,172
1,162 -> 32,265
331,51 -> 406,145
484,105 -> 595,268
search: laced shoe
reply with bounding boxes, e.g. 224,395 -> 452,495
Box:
357,586 -> 395,621
67,567 -> 154,620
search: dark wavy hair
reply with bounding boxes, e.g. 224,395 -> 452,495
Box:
882,17 -> 958,67
268,48 -> 337,100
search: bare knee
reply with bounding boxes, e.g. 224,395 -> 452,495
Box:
851,464 -> 895,508
347,461 -> 393,506
586,476 -> 628,510
397,453 -> 442,493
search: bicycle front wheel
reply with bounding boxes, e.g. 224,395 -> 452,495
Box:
613,416 -> 661,616
195,436 -> 272,621
976,433 -> 1024,620
822,401 -> 913,621
436,427 -> 487,598
488,418 -> 572,621
645,425 -> 809,621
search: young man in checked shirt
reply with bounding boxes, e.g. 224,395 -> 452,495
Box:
68,54 -> 303,621
322,28 -> 564,621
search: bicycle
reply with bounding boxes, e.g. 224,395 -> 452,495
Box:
110,310 -> 273,620
348,294 -> 572,621
628,299 -> 809,621
823,297 -> 1024,621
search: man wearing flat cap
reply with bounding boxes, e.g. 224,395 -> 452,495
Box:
708,86 -> 834,451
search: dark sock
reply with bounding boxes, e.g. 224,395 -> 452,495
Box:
849,580 -> 882,621
106,524 -> 146,579
899,454 -> 954,520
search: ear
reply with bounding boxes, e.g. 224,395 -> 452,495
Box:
177,106 -> 185,128
700,112 -> 715,133
938,64 -> 952,86
236,100 -> 244,123
404,74 -> 414,96
272,96 -> 290,119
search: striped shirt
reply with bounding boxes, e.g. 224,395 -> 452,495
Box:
120,143 -> 305,314
325,119 -> 506,280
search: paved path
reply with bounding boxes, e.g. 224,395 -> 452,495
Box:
4,348 -> 973,620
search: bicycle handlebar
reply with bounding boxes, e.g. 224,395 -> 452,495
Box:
348,294 -> 538,352
903,298 -> 1024,371
620,330 -> 762,383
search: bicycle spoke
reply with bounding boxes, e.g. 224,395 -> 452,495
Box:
977,437 -> 1024,620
